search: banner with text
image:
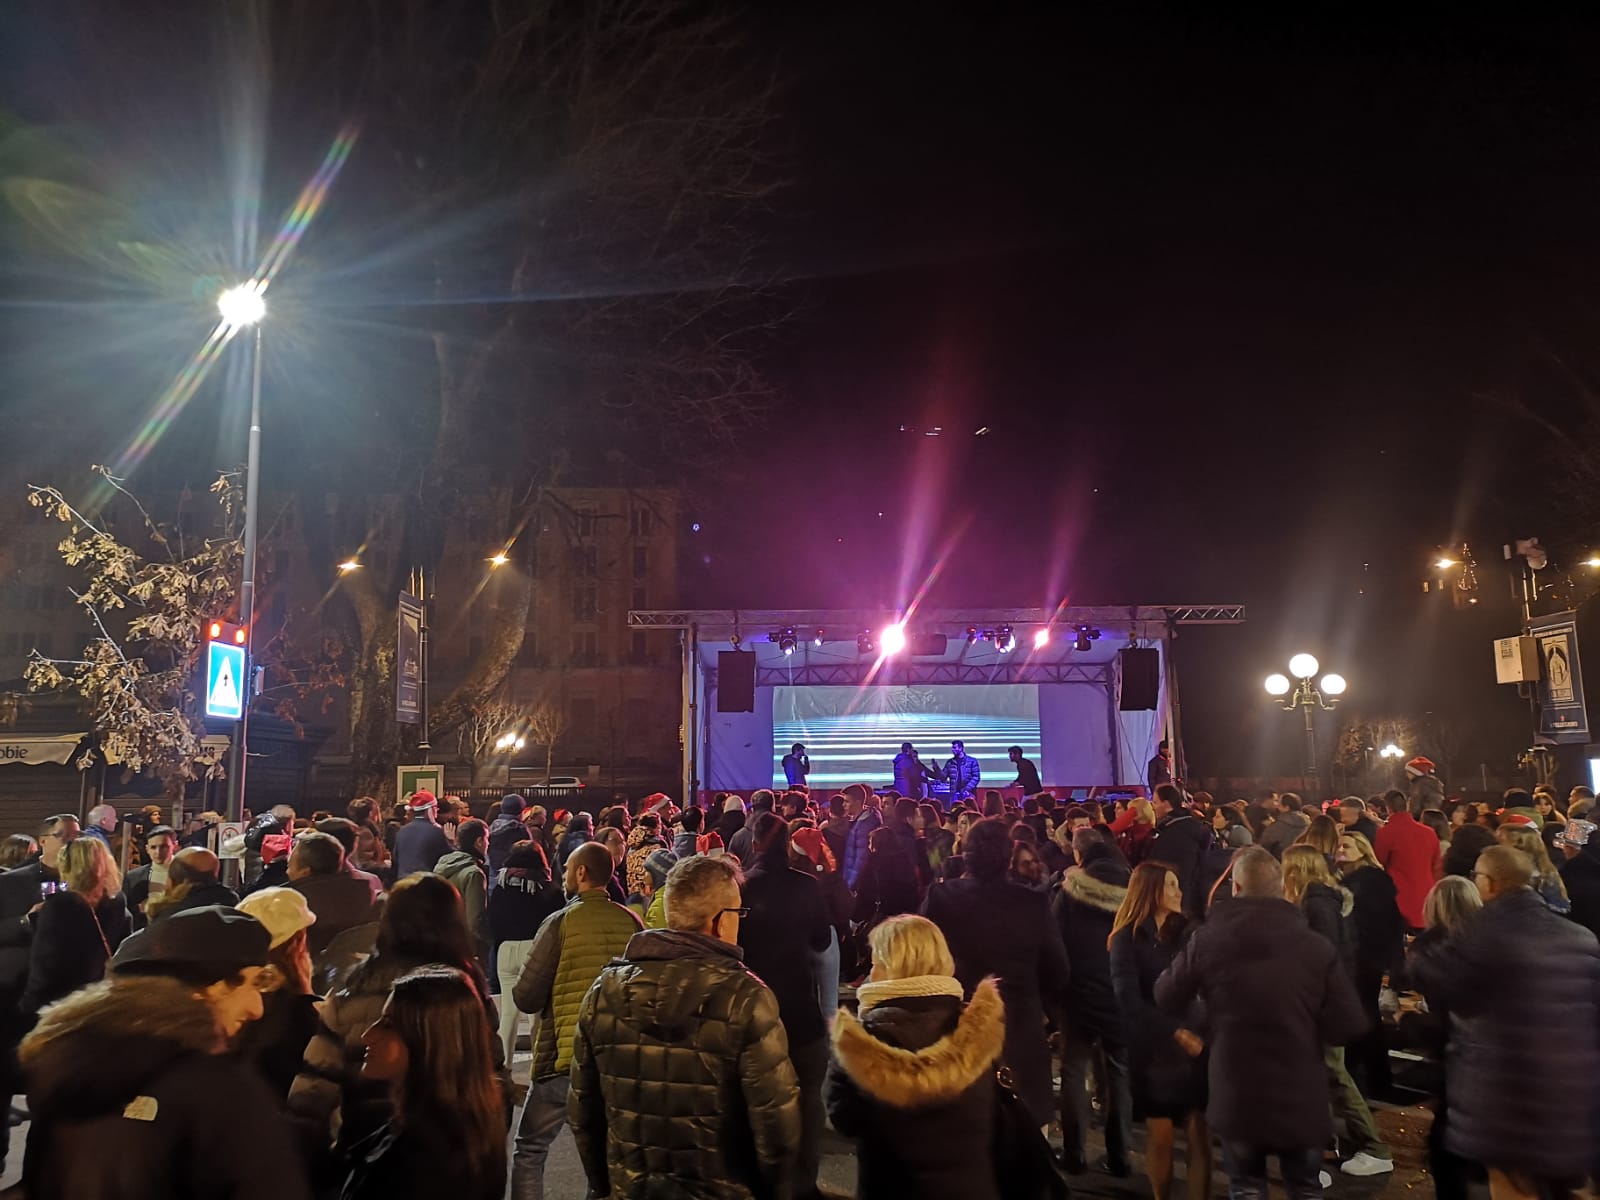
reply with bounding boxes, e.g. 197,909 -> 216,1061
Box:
397,592 -> 423,725
1531,610 -> 1589,743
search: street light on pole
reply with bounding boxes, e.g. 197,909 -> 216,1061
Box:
1265,653 -> 1345,799
219,282 -> 266,825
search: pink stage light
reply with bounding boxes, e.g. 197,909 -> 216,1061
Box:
879,622 -> 908,655
1033,628 -> 1050,649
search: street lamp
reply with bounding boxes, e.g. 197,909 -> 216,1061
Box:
337,558 -> 362,574
219,281 -> 266,826
1265,653 -> 1345,798
495,731 -> 526,753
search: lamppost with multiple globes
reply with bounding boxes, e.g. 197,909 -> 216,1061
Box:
1265,653 -> 1347,798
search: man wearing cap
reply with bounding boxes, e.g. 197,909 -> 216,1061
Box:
1374,790 -> 1443,930
392,790 -> 451,878
18,906 -> 306,1199
488,794 -> 530,886
1557,819 -> 1600,939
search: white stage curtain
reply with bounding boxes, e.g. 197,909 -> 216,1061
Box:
704,686 -> 774,791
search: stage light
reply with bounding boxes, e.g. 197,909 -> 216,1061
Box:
856,631 -> 875,655
775,628 -> 797,656
1288,652 -> 1320,680
880,623 -> 907,655
1071,624 -> 1101,653
1320,673 -> 1347,696
966,627 -> 980,646
995,625 -> 1015,653
1264,673 -> 1291,696
1033,628 -> 1050,649
814,629 -> 825,646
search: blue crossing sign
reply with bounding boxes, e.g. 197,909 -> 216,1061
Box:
205,639 -> 247,721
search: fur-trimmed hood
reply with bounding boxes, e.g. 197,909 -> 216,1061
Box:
20,976 -> 222,1120
832,976 -> 1004,1109
1063,864 -> 1129,914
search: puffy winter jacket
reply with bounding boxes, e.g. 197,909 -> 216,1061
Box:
1406,887 -> 1600,1177
485,815 -> 527,882
569,928 -> 800,1199
513,889 -> 642,1081
1148,809 -> 1214,917
1052,857 -> 1129,1041
842,808 -> 883,891
433,850 -> 489,968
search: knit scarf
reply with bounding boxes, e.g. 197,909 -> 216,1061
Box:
855,973 -> 965,1013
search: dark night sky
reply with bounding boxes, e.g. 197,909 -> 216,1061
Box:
8,3 -> 1600,780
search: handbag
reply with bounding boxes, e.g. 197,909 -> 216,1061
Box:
991,1064 -> 1071,1199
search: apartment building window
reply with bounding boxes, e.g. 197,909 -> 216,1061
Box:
630,507 -> 653,537
632,546 -> 648,577
571,546 -> 598,577
571,631 -> 599,665
631,587 -> 647,611
572,585 -> 598,622
576,509 -> 596,539
631,632 -> 649,664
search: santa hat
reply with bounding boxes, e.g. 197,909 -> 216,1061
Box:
408,790 -> 437,812
696,832 -> 725,858
1404,757 -> 1436,779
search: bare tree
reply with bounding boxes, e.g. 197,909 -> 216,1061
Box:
524,702 -> 569,783
459,698 -> 525,784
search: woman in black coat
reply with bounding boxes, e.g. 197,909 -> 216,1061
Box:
1334,832 -> 1404,1095
824,915 -> 1004,1200
21,839 -> 130,1017
853,827 -> 921,927
1109,861 -> 1209,1200
921,818 -> 1069,1127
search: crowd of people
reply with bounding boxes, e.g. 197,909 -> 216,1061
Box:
0,772 -> 1592,1199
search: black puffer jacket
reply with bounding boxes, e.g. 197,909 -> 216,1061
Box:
824,977 -> 1005,1200
1051,856 -> 1129,1041
739,857 -> 832,1048
1147,810 -> 1214,917
1406,888 -> 1600,1177
20,975 -> 309,1200
569,929 -> 801,1199
1341,864 -> 1405,974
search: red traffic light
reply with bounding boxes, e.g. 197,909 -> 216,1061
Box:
209,621 -> 223,640
234,627 -> 247,644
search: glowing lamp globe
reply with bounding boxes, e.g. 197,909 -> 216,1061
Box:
1264,674 -> 1291,697
1320,673 -> 1347,696
217,282 -> 266,329
879,623 -> 907,656
1288,653 -> 1320,680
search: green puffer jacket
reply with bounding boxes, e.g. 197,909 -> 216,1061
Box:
513,889 -> 641,1080
569,928 -> 800,1200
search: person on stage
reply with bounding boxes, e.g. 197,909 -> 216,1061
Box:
943,740 -> 981,804
1147,739 -> 1174,791
782,743 -> 810,790
892,744 -> 932,800
1008,746 -> 1043,795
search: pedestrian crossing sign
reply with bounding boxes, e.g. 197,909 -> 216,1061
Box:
205,640 -> 247,721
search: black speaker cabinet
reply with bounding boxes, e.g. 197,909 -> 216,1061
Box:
1119,647 -> 1160,711
716,650 -> 756,712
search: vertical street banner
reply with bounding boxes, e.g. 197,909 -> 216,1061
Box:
396,591 -> 423,724
1530,610 -> 1589,742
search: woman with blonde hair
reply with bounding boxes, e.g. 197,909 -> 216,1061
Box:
1294,814 -> 1342,861
21,837 -> 130,1015
1109,797 -> 1156,866
1281,844 -> 1394,1176
1497,824 -> 1570,914
951,810 -> 980,856
824,914 -> 1005,1200
1334,832 -> 1404,1096
1109,862 -> 1209,1200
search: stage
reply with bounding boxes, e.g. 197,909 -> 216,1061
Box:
629,606 -> 1245,802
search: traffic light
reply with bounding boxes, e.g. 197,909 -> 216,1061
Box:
205,619 -> 247,646
202,619 -> 248,721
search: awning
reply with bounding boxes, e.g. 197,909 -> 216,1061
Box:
0,734 -> 88,767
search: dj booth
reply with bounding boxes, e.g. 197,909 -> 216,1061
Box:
696,784 -> 1148,809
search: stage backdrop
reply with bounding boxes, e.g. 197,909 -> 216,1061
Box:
769,685 -> 1041,792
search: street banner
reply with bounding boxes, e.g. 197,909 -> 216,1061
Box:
397,591 -> 423,724
1531,610 -> 1590,743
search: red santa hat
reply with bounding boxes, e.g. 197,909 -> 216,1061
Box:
1404,756 -> 1436,779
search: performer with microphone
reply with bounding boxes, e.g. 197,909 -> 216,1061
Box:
942,739 -> 981,804
892,743 -> 935,799
782,742 -> 810,789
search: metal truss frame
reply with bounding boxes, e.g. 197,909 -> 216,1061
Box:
629,604 -> 1245,633
750,660 -> 1111,687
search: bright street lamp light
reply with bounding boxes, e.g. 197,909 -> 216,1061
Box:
1267,653 -> 1343,799
1379,743 -> 1405,759
1288,652 -> 1320,680
495,731 -> 526,752
1264,673 -> 1291,697
488,552 -> 511,568
1435,557 -> 1459,570
217,282 -> 266,330
1320,673 -> 1347,696
337,559 -> 362,574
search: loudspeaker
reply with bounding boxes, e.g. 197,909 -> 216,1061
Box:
1119,648 -> 1160,711
716,650 -> 756,712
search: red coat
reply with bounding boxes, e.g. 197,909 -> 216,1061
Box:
1373,812 -> 1440,928
1109,809 -> 1156,866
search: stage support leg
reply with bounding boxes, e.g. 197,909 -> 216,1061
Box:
1163,621 -> 1187,787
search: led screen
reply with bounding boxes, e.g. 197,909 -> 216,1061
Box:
772,684 -> 1041,791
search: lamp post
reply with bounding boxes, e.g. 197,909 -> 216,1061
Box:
218,282 -> 266,824
1379,741 -> 1405,787
1265,653 -> 1346,798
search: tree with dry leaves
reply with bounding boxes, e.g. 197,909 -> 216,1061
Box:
523,701 -> 570,784
458,698 -> 526,784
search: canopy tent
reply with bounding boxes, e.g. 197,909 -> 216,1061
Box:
627,606 -> 1244,802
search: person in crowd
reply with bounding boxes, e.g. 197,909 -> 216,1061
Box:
1334,831 -> 1405,1097
20,906 -> 304,1199
338,966 -> 506,1200
1007,838 -> 1047,891
1496,823 -> 1571,915
0,834 -> 36,869
672,806 -> 703,858
1294,814 -> 1342,863
791,825 -> 850,1016
1408,845 -> 1600,1200
570,853 -> 801,1198
1155,847 -> 1366,1199
1568,785 -> 1595,819
1337,796 -> 1380,844
951,809 -> 980,856
629,847 -> 677,926
487,840 -> 565,1062
1054,827 -> 1133,1176
884,797 -> 925,882
509,841 -> 641,1200
556,810 -> 594,870
823,793 -> 852,865
917,802 -> 955,875
146,848 -> 239,922
825,914 -> 1004,1200
740,813 -> 833,1199
1420,807 -> 1451,855
922,817 -> 1068,1128
843,788 -> 886,891
314,817 -> 386,902
728,791 -> 774,863
78,803 -> 119,850
286,830 -> 378,960
350,815 -> 393,888
1148,784 -> 1212,917
1258,792 -> 1310,858
392,791 -> 452,878
1209,804 -> 1250,845
1280,845 -> 1393,1175
853,825 -> 922,929
1008,744 -> 1043,794
519,803 -> 555,865
1110,861 -> 1209,1200
1148,739 -> 1174,790
624,811 -> 670,896
122,823 -> 178,931
597,825 -> 630,903
1375,790 -> 1444,930
291,873 -> 501,1156
1111,796 -> 1158,866
433,817 -> 491,969
715,793 -> 749,848
1555,818 -> 1600,937
1442,822 -> 1497,879
21,837 -> 130,1018
486,794 -> 528,885
1532,788 -> 1566,827
233,886 -> 321,1104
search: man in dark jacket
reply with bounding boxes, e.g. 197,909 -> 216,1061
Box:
486,794 -> 529,886
122,824 -> 178,931
1257,794 -> 1310,859
1408,844 -> 1600,1194
1336,796 -> 1381,845
286,831 -> 376,960
739,815 -> 833,1199
672,807 -> 703,859
727,791 -> 774,865
1051,828 -> 1132,1175
1008,745 -> 1043,795
569,854 -> 800,1199
1556,819 -> 1600,939
1155,847 -> 1365,1199
842,789 -> 884,891
153,848 -> 240,919
391,791 -> 451,878
1147,785 -> 1213,917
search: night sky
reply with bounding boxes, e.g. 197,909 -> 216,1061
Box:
8,4 -> 1600,780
